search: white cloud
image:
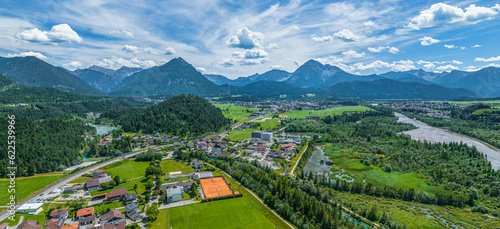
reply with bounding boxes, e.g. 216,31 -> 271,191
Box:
7,51 -> 47,60
452,60 -> 463,65
475,56 -> 500,62
266,43 -> 279,49
333,29 -> 359,42
165,47 -> 176,55
232,49 -> 268,59
311,35 -> 334,42
342,50 -> 365,58
99,56 -> 163,69
291,25 -> 300,30
465,66 -> 481,72
364,20 -> 376,27
407,3 -> 500,30
337,59 -> 416,72
387,47 -> 400,54
460,46 -> 466,50
143,47 -> 159,55
17,24 -> 82,44
419,36 -> 440,46
219,58 -> 267,67
472,44 -> 482,48
436,64 -> 459,71
108,29 -> 134,38
226,27 -> 264,49
270,65 -> 284,70
444,44 -> 457,49
288,58 -> 301,66
196,67 -> 206,72
64,61 -> 83,68
368,47 -> 385,53
122,45 -> 139,54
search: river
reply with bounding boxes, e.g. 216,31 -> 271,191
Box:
395,112 -> 500,170
88,124 -> 117,136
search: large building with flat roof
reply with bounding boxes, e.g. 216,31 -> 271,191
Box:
17,203 -> 44,215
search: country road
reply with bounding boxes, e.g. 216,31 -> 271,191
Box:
0,145 -> 167,223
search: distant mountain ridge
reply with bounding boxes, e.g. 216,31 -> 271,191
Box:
72,65 -> 142,92
0,56 -> 104,95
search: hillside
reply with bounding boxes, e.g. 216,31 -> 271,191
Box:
111,58 -> 225,96
0,56 -> 104,95
121,94 -> 230,135
328,79 -> 476,100
432,67 -> 500,98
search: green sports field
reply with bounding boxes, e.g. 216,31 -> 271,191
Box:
0,173 -> 64,202
153,197 -> 276,229
161,159 -> 195,174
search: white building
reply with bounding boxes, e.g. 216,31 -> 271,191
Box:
261,132 -> 273,141
17,203 -> 44,215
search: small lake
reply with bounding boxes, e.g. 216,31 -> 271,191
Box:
396,112 -> 500,170
88,124 -> 117,136
303,147 -> 332,175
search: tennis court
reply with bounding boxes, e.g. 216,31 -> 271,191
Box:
200,177 -> 234,199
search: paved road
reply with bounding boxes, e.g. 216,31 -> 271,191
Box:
289,142 -> 308,176
0,145 -> 167,223
158,200 -> 198,210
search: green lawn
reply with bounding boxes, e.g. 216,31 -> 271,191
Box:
90,177 -> 147,196
153,197 -> 276,229
68,176 -> 92,184
161,159 -> 195,174
214,104 -> 257,122
449,100 -> 500,107
282,106 -> 372,119
0,173 -> 64,203
362,169 -> 448,194
104,159 -> 150,179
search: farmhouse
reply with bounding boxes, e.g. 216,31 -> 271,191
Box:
76,207 -> 94,219
107,188 -> 128,202
100,210 -> 126,225
85,178 -> 100,191
50,208 -> 69,219
18,220 -> 42,229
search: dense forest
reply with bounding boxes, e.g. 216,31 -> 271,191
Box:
0,116 -> 95,177
117,94 -> 230,136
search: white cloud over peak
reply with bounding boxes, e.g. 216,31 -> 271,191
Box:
407,3 -> 500,30
64,61 -> 83,68
270,65 -> 284,70
17,24 -> 82,44
165,47 -> 176,55
7,51 -> 47,60
419,36 -> 440,46
196,67 -> 206,72
436,64 -> 459,71
99,56 -> 162,69
475,56 -> 500,62
342,50 -> 365,58
226,27 -> 264,49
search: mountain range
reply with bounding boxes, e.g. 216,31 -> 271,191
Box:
1,55 -> 500,99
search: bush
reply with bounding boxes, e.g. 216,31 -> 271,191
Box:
383,164 -> 392,173
415,191 -> 436,204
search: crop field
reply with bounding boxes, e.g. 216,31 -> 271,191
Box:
0,173 -> 64,202
153,197 -> 276,229
282,106 -> 372,119
214,104 -> 257,122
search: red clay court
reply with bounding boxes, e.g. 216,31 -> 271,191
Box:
200,177 -> 234,199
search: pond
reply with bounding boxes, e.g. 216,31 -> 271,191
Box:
303,147 -> 333,176
88,124 -> 117,136
396,112 -> 500,170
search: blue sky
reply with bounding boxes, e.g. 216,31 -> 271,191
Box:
1,0 -> 500,78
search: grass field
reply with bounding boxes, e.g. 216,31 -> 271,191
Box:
214,104 -> 257,122
153,197 -> 276,229
281,106 -> 372,119
322,143 -> 449,195
104,159 -> 150,179
68,176 -> 92,184
228,119 -> 280,142
0,173 -> 64,203
450,100 -> 500,108
161,159 -> 195,174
